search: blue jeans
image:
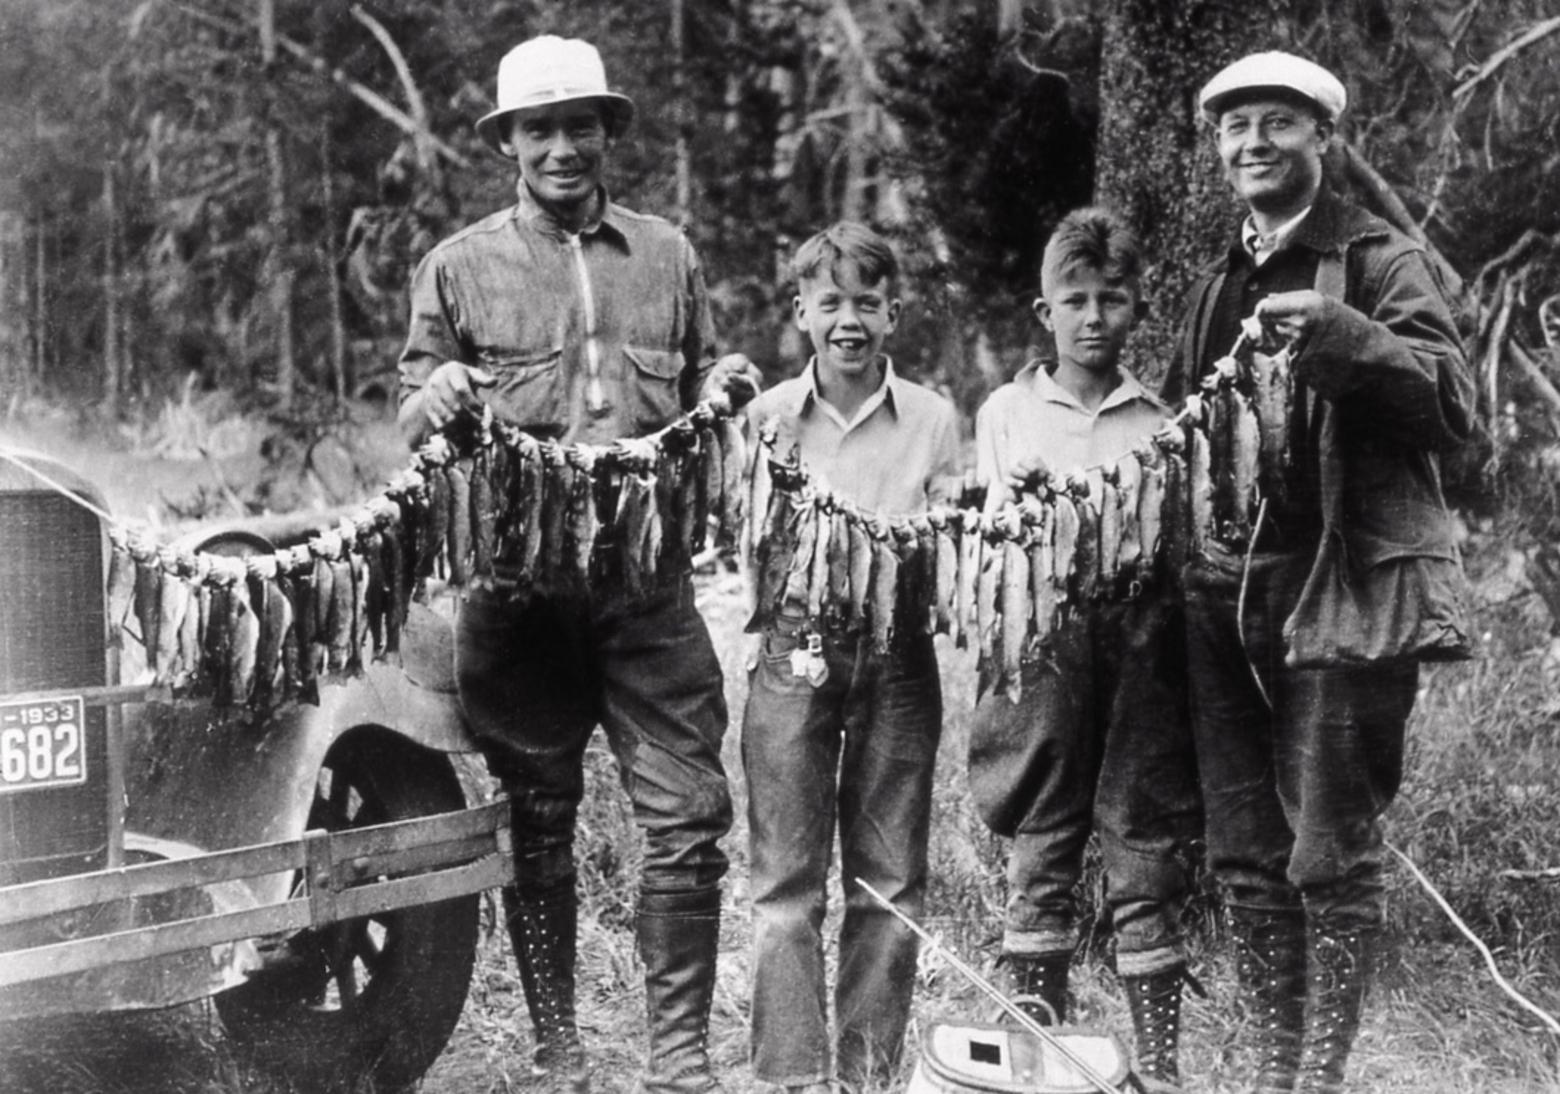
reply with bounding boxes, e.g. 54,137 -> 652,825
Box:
456,579 -> 732,894
742,620 -> 942,1087
967,594 -> 1198,976
1183,547 -> 1418,929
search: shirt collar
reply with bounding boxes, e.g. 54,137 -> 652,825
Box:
1021,358 -> 1162,416
798,356 -> 900,432
513,181 -> 628,247
1242,205 -> 1312,265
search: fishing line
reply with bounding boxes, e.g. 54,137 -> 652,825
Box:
1387,840 -> 1560,1036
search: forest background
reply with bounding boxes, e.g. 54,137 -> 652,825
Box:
5,1 -> 1560,1092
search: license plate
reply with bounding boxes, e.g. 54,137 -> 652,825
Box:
0,695 -> 87,794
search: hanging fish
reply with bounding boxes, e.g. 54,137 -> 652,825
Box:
285,549 -> 320,705
912,516 -> 938,636
999,511 -> 1031,704
1097,466 -> 1124,592
1231,388 -> 1263,544
1250,346 -> 1294,493
1051,491 -> 1081,612
955,509 -> 982,650
1066,474 -> 1099,604
975,519 -> 1005,683
106,529 -> 137,647
717,417 -> 747,548
360,526 -> 387,658
309,545 -> 335,678
1136,444 -> 1167,579
346,540 -> 370,676
328,549 -> 355,674
423,459 -> 450,582
891,520 -> 926,640
616,471 -> 653,600
566,448 -> 599,590
154,548 -> 191,686
847,509 -> 875,634
445,460 -> 474,586
1022,498 -> 1058,645
929,510 -> 959,640
1188,407 -> 1214,557
539,444 -> 572,592
274,560 -> 301,701
744,424 -> 776,576
869,518 -> 900,656
778,497 -> 816,617
508,434 -> 542,587
1114,452 -> 1144,580
132,540 -> 161,662
747,462 -> 798,631
227,567 -> 261,707
470,444 -> 496,579
826,505 -> 852,631
692,425 -> 718,555
173,555 -> 206,694
1159,430 -> 1191,583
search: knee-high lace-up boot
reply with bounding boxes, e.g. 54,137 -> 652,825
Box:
1122,966 -> 1185,1092
1006,953 -> 1070,1026
504,881 -> 590,1094
1294,923 -> 1375,1094
1227,907 -> 1307,1094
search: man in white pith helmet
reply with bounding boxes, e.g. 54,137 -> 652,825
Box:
398,35 -> 760,1094
1161,50 -> 1473,1094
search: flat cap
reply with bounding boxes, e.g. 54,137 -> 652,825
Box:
1199,51 -> 1347,123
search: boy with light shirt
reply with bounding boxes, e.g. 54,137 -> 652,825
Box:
741,222 -> 961,1093
969,207 -> 1199,1093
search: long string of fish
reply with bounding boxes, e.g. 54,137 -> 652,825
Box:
747,317 -> 1296,703
102,400 -> 747,710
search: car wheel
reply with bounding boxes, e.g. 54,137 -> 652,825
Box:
215,733 -> 481,1093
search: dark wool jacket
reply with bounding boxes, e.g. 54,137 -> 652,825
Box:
1164,187 -> 1476,664
1164,186 -> 1475,572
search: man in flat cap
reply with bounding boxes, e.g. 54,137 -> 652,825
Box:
398,35 -> 758,1094
1161,50 -> 1474,1094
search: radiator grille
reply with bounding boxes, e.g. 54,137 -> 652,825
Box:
0,491 -> 109,882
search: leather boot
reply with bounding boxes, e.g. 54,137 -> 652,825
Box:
634,886 -> 723,1094
1227,906 -> 1307,1094
1294,923 -> 1375,1094
1122,966 -> 1184,1091
1007,953 -> 1070,1025
504,882 -> 590,1094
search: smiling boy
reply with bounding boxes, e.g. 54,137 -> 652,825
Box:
969,208 -> 1199,1092
741,222 -> 961,1092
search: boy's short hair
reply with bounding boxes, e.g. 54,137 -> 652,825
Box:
791,221 -> 899,290
1039,207 -> 1143,298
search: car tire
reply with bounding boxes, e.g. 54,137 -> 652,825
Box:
215,732 -> 481,1093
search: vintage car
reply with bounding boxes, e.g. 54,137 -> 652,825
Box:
0,447 -> 511,1092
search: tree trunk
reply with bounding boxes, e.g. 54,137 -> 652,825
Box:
321,122 -> 347,402
259,0 -> 296,402
671,0 -> 692,225
1094,0 -> 1276,389
101,165 -> 122,414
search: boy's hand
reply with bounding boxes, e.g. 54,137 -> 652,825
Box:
703,353 -> 764,412
1003,454 -> 1053,503
422,361 -> 497,431
1255,290 -> 1328,348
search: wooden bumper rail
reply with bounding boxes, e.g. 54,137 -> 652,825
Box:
0,799 -> 514,989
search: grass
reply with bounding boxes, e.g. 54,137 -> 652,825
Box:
4,403 -> 1560,1092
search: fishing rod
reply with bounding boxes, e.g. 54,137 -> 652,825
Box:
855,878 -> 1123,1094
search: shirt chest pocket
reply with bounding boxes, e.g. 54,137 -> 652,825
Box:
621,345 -> 685,432
481,347 -> 566,430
